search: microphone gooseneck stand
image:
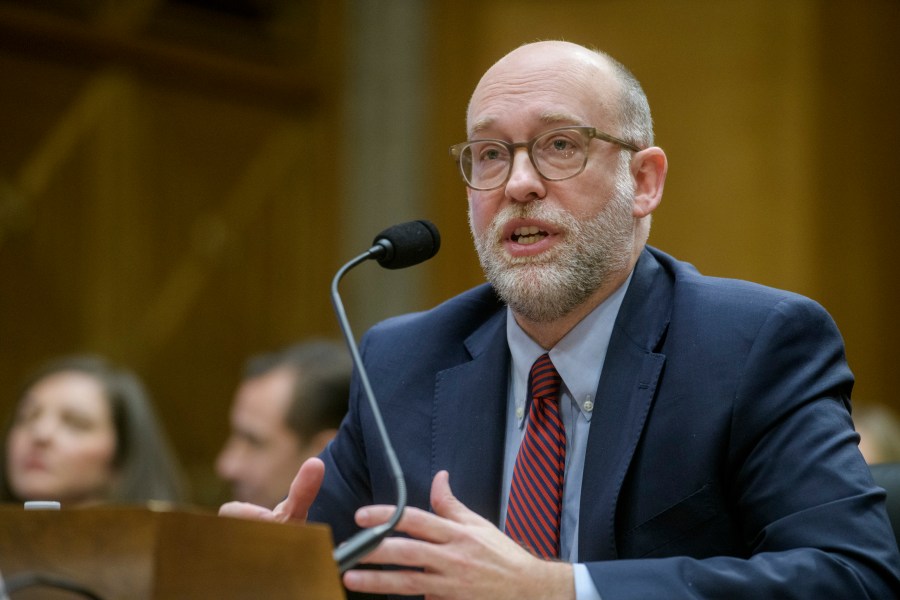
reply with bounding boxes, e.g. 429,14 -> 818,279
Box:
330,242 -> 408,573
329,219 -> 439,573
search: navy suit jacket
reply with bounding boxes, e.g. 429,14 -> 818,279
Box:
309,246 -> 900,599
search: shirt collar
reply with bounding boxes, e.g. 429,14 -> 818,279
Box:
506,270 -> 634,423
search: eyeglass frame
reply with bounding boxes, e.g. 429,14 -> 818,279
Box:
448,126 -> 642,191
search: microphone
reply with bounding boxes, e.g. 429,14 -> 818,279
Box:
369,219 -> 441,269
330,220 -> 440,573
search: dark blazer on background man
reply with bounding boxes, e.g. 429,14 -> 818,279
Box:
308,246 -> 900,599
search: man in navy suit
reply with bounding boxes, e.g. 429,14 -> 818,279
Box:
221,41 -> 900,598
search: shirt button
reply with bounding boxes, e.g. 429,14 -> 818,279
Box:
583,400 -> 594,412
516,407 -> 525,419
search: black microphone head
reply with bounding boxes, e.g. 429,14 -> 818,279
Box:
371,220 -> 441,269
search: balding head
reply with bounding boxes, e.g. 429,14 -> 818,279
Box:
468,41 -> 653,148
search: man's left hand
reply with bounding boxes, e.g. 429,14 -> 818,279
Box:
342,470 -> 575,600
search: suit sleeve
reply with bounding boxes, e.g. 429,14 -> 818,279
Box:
585,296 -> 900,598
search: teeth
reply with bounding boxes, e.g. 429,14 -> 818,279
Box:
513,226 -> 540,236
517,235 -> 541,245
512,225 -> 545,245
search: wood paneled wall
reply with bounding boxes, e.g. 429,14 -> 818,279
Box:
1,1 -> 898,507
0,1 -> 347,505
424,0 -> 900,413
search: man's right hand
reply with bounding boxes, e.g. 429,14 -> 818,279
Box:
218,457 -> 325,524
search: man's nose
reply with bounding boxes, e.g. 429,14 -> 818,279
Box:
504,149 -> 545,202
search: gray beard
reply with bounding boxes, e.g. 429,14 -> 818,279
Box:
470,158 -> 636,323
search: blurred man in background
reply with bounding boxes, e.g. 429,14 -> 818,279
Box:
216,339 -> 351,508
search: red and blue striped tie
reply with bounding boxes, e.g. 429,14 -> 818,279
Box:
505,353 -> 565,558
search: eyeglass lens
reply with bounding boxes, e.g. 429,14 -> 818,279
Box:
459,128 -> 589,190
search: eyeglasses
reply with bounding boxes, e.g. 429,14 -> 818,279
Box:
449,126 -> 641,191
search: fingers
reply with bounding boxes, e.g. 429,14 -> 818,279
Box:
273,457 -> 325,523
431,471 -> 481,523
218,501 -> 279,522
431,470 -> 489,526
344,470 -> 570,599
356,504 -> 456,544
218,457 -> 324,525
354,535 -> 441,569
343,562 -> 435,597
355,471 -> 487,543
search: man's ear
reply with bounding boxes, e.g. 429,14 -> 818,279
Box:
631,147 -> 667,218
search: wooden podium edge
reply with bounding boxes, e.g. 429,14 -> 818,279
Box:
0,503 -> 345,600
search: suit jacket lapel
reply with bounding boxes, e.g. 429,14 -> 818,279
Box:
432,306 -> 510,526
579,249 -> 672,561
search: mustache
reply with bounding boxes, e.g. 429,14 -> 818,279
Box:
486,203 -> 574,240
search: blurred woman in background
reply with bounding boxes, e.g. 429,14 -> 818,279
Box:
855,403 -> 900,465
0,354 -> 187,506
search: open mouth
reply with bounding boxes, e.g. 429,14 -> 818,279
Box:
511,225 -> 548,245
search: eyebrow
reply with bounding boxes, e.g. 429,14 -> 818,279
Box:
469,111 -> 584,137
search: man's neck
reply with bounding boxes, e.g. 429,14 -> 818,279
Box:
513,266 -> 633,350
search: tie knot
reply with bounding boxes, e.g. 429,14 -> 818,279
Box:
529,353 -> 561,400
